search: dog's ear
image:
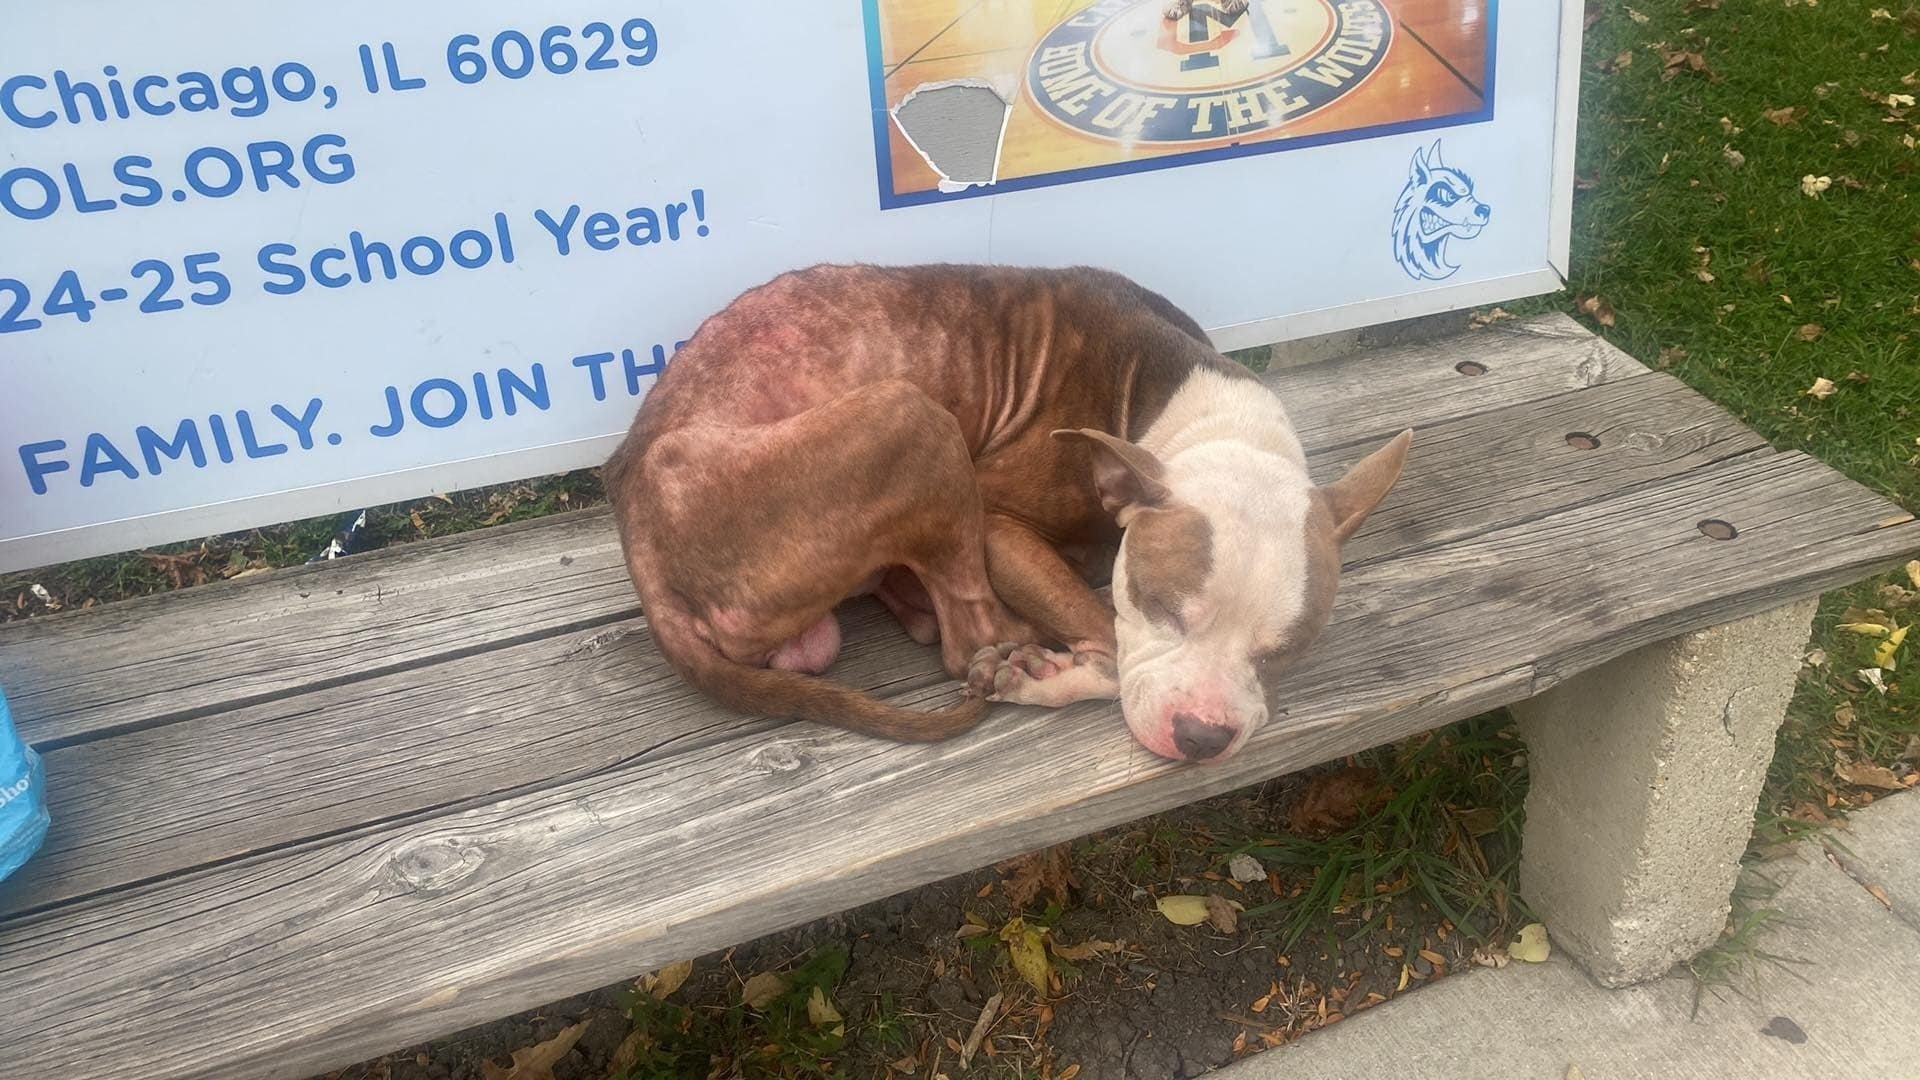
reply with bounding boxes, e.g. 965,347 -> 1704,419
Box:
1409,144 -> 1431,185
1427,139 -> 1445,171
1320,429 -> 1412,544
1052,428 -> 1171,523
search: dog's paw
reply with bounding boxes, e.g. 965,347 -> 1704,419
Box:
967,642 -> 1069,700
967,644 -> 1119,707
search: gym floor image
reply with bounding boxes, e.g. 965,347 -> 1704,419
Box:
866,0 -> 1493,203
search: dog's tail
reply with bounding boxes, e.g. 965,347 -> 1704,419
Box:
645,602 -> 989,743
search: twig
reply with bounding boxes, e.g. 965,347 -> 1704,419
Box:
958,991 -> 1004,1068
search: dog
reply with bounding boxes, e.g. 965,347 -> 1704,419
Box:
603,264 -> 1409,763
1392,141 -> 1492,281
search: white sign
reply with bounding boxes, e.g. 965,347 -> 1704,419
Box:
0,1 -> 1580,572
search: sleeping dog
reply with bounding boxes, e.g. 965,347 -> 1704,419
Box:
604,264 -> 1409,763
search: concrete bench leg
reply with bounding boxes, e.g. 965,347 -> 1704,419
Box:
1510,598 -> 1819,987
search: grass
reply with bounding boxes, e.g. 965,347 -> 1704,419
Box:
3,0 -> 1916,1035
1230,713 -> 1531,954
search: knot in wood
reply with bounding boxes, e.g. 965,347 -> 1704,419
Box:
751,743 -> 810,774
387,836 -> 485,894
565,625 -> 636,660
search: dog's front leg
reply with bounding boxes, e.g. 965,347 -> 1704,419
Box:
966,516 -> 1120,707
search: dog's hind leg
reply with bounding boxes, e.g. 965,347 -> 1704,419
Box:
633,379 -> 1032,681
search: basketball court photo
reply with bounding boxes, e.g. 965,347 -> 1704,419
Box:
865,0 -> 1493,205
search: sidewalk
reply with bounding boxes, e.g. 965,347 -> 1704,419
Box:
1220,791 -> 1919,1079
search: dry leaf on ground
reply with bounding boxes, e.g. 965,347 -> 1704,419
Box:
1288,766 -> 1387,834
1866,883 -> 1892,909
1796,323 -> 1825,341
1801,175 -> 1832,198
1205,893 -> 1240,934
1510,923 -> 1552,963
1763,106 -> 1801,125
1229,853 -> 1266,882
1906,561 -> 1920,589
1872,625 -> 1907,670
1001,918 -> 1052,995
806,985 -> 844,1028
740,971 -> 787,1010
1576,294 -> 1617,326
1805,377 -> 1837,399
1050,939 -> 1121,962
479,1021 -> 589,1080
997,844 -> 1074,910
1156,895 -> 1213,925
640,959 -> 693,1001
1837,760 -> 1908,791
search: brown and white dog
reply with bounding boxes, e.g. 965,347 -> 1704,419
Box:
604,264 -> 1409,763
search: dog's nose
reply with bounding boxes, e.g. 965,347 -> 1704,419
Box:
1172,712 -> 1236,761
1474,204 -> 1491,220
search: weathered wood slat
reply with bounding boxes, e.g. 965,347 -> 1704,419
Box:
0,372 -> 1746,917
2,451 -> 1913,1080
2,313 -> 1643,747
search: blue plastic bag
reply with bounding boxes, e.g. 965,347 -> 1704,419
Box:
0,684 -> 50,883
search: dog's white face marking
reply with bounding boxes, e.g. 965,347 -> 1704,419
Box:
1072,369 -> 1409,764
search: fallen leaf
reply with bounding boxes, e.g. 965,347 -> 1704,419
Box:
480,1021 -> 589,1080
641,959 -> 693,1001
1860,667 -> 1888,693
1156,895 -> 1212,925
1470,306 -> 1515,327
1057,1066 -> 1082,1080
1660,49 -> 1715,81
1838,760 -> 1908,791
1722,145 -> 1746,168
1050,939 -> 1120,962
1688,0 -> 1720,9
956,923 -> 993,939
1866,883 -> 1892,909
1397,963 -> 1412,991
1907,560 -> 1920,589
1801,175 -> 1833,197
1796,323 -> 1825,341
1696,267 -> 1716,283
1418,948 -> 1448,968
1206,893 -> 1240,934
807,985 -> 843,1026
1576,294 -> 1617,327
890,1053 -> 921,1074
741,971 -> 787,1010
1228,853 -> 1266,882
1001,918 -> 1052,995
1874,625 -> 1909,669
1288,766 -> 1387,833
608,1030 -> 647,1076
1471,945 -> 1511,968
1805,377 -> 1837,399
1456,806 -> 1503,836
1510,923 -> 1551,963
1806,647 -> 1829,666
1838,621 -> 1891,636
998,843 -> 1074,910
1834,702 -> 1856,728
1626,6 -> 1649,21
1764,106 -> 1801,125
1871,7 -> 1893,18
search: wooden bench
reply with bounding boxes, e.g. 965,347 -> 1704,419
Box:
3,313 -> 1915,1079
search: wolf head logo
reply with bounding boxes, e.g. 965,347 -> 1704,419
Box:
1392,141 -> 1492,281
